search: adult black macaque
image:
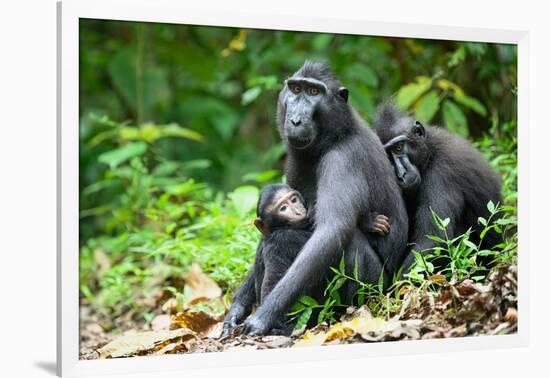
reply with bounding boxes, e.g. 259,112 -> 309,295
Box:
222,184 -> 391,336
224,61 -> 409,336
375,103 -> 503,271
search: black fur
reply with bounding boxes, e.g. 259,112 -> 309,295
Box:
375,103 -> 503,270
236,61 -> 409,335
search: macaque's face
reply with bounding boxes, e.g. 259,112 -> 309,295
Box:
268,189 -> 307,224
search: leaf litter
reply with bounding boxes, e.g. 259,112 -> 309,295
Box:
80,264 -> 517,359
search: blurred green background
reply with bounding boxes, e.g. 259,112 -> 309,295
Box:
79,19 -> 517,321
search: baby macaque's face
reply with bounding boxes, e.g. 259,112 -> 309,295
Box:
268,189 -> 307,224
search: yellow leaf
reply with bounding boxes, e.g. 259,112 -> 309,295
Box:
324,322 -> 355,342
437,79 -> 464,96
293,330 -> 328,348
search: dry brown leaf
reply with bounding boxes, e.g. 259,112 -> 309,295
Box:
151,314 -> 171,331
445,324 -> 467,338
456,279 -> 485,296
342,305 -> 373,321
161,298 -> 179,314
504,307 -> 518,323
153,340 -> 190,355
185,264 -> 222,303
98,328 -> 194,358
85,323 -> 104,335
428,274 -> 448,285
205,322 -> 224,339
262,336 -> 293,348
170,311 -> 219,337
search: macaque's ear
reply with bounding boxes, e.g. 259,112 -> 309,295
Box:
254,218 -> 269,235
413,121 -> 426,138
338,87 -> 349,103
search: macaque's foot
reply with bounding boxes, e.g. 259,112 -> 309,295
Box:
221,303 -> 248,337
242,314 -> 272,336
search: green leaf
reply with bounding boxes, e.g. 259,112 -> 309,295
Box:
377,270 -> 385,292
338,255 -> 346,274
414,90 -> 440,123
463,239 -> 478,251
246,75 -> 280,90
396,76 -> 433,110
228,186 -> 260,217
487,200 -> 495,214
349,64 -> 379,88
289,302 -> 305,315
431,208 -> 449,231
478,217 -> 488,226
317,307 -> 327,323
442,100 -> 468,137
330,288 -> 341,305
98,142 -> 148,168
294,307 -> 312,330
298,295 -> 319,307
480,225 -> 495,240
448,46 -> 466,67
454,93 -> 487,116
241,86 -> 262,106
426,235 -> 446,243
353,254 -> 359,280
156,124 -> 204,142
181,159 -> 212,170
331,277 -> 347,292
495,217 -> 517,226
357,290 -> 365,306
437,79 -> 464,96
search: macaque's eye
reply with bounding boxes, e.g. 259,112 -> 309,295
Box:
307,87 -> 319,96
393,142 -> 405,153
291,85 -> 301,94
291,196 -> 297,203
279,205 -> 288,212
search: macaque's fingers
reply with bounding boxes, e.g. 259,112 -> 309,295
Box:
374,216 -> 390,230
376,215 -> 390,228
380,219 -> 391,231
221,323 -> 237,338
377,215 -> 390,223
372,226 -> 385,236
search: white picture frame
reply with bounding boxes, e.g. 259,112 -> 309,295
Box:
57,0 -> 530,376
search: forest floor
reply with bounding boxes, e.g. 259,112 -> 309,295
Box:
79,263 -> 517,360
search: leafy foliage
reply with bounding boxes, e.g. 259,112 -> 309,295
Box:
79,20 -> 517,327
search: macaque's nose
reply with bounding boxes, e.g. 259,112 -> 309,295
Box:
290,117 -> 302,126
